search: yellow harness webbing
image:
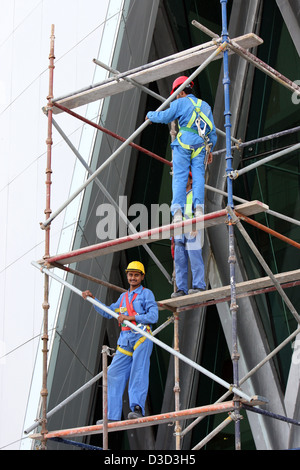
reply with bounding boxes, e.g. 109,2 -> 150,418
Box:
177,97 -> 213,159
117,326 -> 152,356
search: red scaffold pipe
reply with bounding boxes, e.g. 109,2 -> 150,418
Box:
53,102 -> 172,168
32,401 -> 237,439
235,212 -> 300,250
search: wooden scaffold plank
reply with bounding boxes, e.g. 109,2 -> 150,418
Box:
40,201 -> 268,266
52,33 -> 263,113
158,269 -> 300,309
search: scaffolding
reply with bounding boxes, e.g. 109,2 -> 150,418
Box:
28,1 -> 300,451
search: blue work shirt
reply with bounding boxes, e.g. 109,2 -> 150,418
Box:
147,94 -> 217,151
93,285 -> 158,346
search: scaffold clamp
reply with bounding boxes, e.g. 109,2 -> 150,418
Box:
228,170 -> 239,179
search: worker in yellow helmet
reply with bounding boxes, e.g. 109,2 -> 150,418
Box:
82,261 -> 158,422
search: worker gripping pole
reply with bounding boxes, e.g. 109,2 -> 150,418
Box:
24,316 -> 175,435
31,261 -> 254,403
220,0 -> 241,450
41,43 -> 226,229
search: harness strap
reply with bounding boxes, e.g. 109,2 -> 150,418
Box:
117,325 -> 152,356
177,97 -> 213,158
118,292 -> 138,330
116,289 -> 150,333
117,346 -> 133,357
133,326 -> 152,350
187,97 -> 213,134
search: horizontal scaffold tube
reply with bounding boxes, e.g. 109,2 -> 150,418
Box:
231,142 -> 300,178
31,261 -> 252,402
235,211 -> 300,249
31,401 -> 238,439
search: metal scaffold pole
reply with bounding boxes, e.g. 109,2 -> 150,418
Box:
102,346 -> 109,450
220,0 -> 241,450
40,24 -> 55,450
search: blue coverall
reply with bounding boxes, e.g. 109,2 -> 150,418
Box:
174,189 -> 205,294
147,94 -> 217,215
93,285 -> 158,420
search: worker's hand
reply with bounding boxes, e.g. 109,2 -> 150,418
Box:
118,314 -> 136,326
82,290 -> 94,300
145,116 -> 152,123
118,314 -> 127,326
207,152 -> 213,165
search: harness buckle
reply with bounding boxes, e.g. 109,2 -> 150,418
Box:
195,117 -> 207,139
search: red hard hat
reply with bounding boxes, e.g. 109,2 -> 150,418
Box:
170,76 -> 194,95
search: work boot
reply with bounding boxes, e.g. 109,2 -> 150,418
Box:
173,209 -> 182,223
128,406 -> 143,419
188,288 -> 205,295
171,290 -> 186,298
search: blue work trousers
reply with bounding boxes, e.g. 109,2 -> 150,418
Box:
174,233 -> 206,293
171,143 -> 206,215
107,333 -> 153,420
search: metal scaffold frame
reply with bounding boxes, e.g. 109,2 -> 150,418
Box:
29,0 -> 300,451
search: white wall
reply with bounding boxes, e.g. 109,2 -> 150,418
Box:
0,0 -> 124,450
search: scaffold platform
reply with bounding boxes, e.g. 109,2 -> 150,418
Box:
41,201 -> 268,266
158,269 -> 300,310
52,33 -> 263,113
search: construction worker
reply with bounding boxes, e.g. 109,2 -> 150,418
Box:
171,174 -> 206,298
146,76 -> 217,222
82,261 -> 158,422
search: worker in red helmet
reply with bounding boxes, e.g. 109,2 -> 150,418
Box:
82,261 -> 158,423
146,75 -> 217,223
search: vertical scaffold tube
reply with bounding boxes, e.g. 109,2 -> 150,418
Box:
102,346 -> 109,450
220,0 -> 241,450
173,311 -> 181,450
41,24 -> 55,449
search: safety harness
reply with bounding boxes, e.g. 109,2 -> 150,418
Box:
115,290 -> 152,356
177,97 -> 214,160
184,190 -> 193,220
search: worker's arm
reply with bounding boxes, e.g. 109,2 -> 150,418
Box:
82,290 -> 122,320
133,289 -> 158,325
146,100 -> 179,124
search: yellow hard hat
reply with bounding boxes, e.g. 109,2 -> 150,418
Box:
125,261 -> 145,275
